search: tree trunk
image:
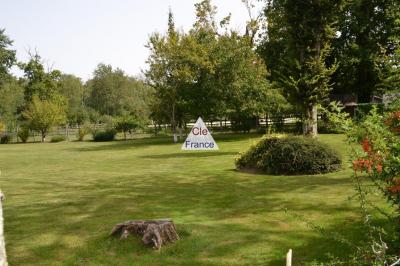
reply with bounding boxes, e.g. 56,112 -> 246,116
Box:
303,104 -> 318,137
178,126 -> 183,141
171,104 -> 177,143
110,219 -> 179,250
41,130 -> 46,143
66,124 -> 69,141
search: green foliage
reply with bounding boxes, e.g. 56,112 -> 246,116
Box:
77,123 -> 92,141
230,114 -> 256,133
0,134 -> 11,144
50,135 -> 66,143
17,126 -> 29,143
115,115 -> 143,140
87,64 -> 152,118
21,53 -> 64,103
58,74 -> 87,125
92,129 -> 116,142
0,79 -> 24,131
146,2 -> 271,138
0,29 -> 16,82
259,0 -> 343,136
331,0 -> 400,101
236,136 -> 342,175
319,102 -> 353,133
22,96 -> 66,142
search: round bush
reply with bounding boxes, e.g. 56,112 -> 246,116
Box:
50,136 -> 66,143
18,127 -> 30,143
0,134 -> 11,144
236,135 -> 342,175
93,129 -> 116,142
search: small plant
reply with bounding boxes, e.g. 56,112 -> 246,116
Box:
115,115 -> 143,140
236,135 -> 342,175
18,127 -> 30,143
77,123 -> 92,141
93,129 -> 117,142
50,136 -> 66,143
0,134 -> 11,144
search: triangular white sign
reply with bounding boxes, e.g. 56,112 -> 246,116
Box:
181,117 -> 219,150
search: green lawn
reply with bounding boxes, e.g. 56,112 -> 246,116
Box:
0,134 -> 383,265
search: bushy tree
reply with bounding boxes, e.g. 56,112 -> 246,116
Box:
259,0 -> 343,136
330,0 -> 400,101
87,64 -> 152,119
115,115 -> 144,140
58,74 -> 87,125
22,96 -> 66,142
0,29 -> 16,83
146,1 -> 272,140
21,53 -> 63,103
0,78 -> 24,131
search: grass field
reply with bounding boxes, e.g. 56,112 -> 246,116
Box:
0,134 -> 385,265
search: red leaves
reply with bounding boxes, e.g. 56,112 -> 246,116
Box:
353,138 -> 382,174
361,138 -> 372,154
385,111 -> 400,133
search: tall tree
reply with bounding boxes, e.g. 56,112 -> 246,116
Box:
58,74 -> 87,125
21,53 -> 63,104
0,79 -> 24,131
259,0 -> 343,136
146,10 -> 187,142
330,0 -> 400,101
87,64 -> 151,119
22,96 -> 66,142
146,1 -> 272,139
0,29 -> 16,83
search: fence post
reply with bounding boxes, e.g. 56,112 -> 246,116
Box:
286,249 -> 292,266
0,189 -> 7,266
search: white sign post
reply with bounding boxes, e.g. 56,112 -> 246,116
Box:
181,117 -> 219,151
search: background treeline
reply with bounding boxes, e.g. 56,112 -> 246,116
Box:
0,0 -> 399,142
0,38 -> 152,142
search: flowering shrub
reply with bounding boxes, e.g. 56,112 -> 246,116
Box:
350,107 -> 400,213
314,103 -> 400,265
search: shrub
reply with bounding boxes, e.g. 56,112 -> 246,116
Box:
18,127 -> 30,143
236,135 -> 342,175
93,129 -> 116,142
50,136 -> 66,143
0,134 -> 11,144
77,123 -> 92,141
115,115 -> 142,140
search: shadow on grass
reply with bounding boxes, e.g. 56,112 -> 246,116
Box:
71,137 -> 176,152
69,133 -> 263,153
4,168 -> 357,265
140,151 -> 237,159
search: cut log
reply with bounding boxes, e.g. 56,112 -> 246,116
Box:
110,219 -> 179,249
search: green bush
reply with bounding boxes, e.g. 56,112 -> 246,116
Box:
77,124 -> 92,141
0,134 -> 11,144
93,129 -> 116,142
236,135 -> 342,175
50,136 -> 66,143
18,127 -> 30,143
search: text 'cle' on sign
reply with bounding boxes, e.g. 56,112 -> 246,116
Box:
181,117 -> 219,150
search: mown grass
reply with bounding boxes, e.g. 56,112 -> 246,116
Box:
0,134 -> 388,265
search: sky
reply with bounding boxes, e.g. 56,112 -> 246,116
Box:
1,0 -> 263,81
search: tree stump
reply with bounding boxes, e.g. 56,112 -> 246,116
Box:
109,219 -> 179,249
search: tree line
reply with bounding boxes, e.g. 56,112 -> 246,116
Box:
0,35 -> 152,142
0,0 -> 399,142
